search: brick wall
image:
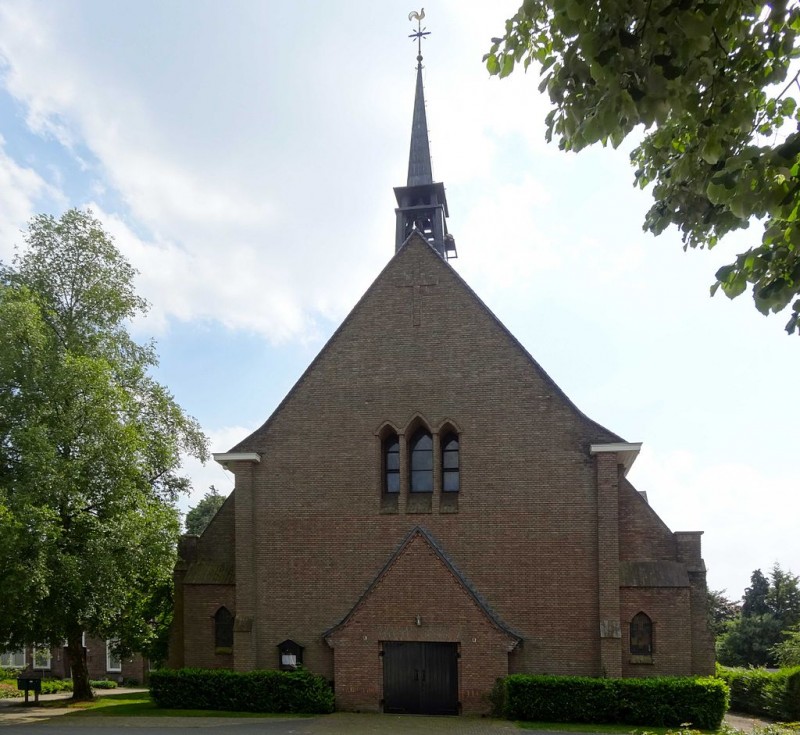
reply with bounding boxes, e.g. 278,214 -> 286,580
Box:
182,585 -> 235,670
228,238 -> 620,686
620,587 -> 692,676
175,235 -> 713,708
326,531 -> 517,714
619,478 -> 677,561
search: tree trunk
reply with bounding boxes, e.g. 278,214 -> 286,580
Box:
66,630 -> 93,701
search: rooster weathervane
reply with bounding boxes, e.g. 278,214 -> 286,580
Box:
408,8 -> 429,62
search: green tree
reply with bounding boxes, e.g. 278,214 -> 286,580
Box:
766,563 -> 800,629
486,1 -> 800,334
772,625 -> 800,667
717,565 -> 800,667
707,589 -> 741,638
742,569 -> 771,617
0,209 -> 208,699
717,612 -> 784,667
185,485 -> 226,535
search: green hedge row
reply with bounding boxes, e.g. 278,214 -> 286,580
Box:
717,665 -> 800,721
0,677 -> 115,697
149,668 -> 334,714
491,674 -> 729,729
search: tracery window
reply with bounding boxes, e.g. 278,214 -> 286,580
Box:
630,612 -> 653,656
383,434 -> 400,493
409,429 -> 433,492
214,606 -> 234,650
441,433 -> 459,492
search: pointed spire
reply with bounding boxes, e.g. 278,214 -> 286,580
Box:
407,59 -> 433,186
394,10 -> 457,260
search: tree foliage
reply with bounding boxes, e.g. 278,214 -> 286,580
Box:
184,485 -> 226,536
486,0 -> 800,334
707,589 -> 741,638
0,209 -> 208,698
717,565 -> 800,667
742,568 -> 771,617
771,625 -> 800,667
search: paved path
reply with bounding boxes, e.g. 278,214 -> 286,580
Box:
0,689 -> 782,734
0,691 -> 520,733
0,710 -> 519,734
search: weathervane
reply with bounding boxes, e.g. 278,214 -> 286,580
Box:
408,8 -> 429,66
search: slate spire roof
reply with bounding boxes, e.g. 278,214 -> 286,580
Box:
407,57 -> 433,187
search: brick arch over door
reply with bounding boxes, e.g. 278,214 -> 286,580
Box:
324,527 -> 520,714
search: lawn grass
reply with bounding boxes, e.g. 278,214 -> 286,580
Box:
58,690 -> 311,718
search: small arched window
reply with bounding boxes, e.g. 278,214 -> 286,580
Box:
214,606 -> 234,650
383,434 -> 400,494
630,612 -> 653,655
442,433 -> 459,492
409,429 -> 433,492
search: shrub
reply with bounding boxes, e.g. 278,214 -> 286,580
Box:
492,674 -> 728,729
90,680 -> 118,689
0,677 -> 73,697
149,668 -> 334,714
0,681 -> 19,700
40,679 -> 72,694
717,665 -> 800,721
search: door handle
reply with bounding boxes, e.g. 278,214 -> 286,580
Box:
421,669 -> 426,682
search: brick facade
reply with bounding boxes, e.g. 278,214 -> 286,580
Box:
170,234 -> 715,713
8,638 -> 148,684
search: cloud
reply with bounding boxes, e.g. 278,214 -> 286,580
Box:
0,1 -> 563,345
0,2 -> 362,342
177,424 -> 256,518
629,446 -> 800,599
0,135 -> 62,260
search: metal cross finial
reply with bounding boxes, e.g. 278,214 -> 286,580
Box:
407,8 -> 429,66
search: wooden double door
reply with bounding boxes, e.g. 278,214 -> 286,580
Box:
382,642 -> 458,715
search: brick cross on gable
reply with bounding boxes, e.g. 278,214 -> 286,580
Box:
393,258 -> 439,327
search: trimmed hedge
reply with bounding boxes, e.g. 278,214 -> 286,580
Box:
717,665 -> 800,721
492,674 -> 729,729
149,668 -> 334,714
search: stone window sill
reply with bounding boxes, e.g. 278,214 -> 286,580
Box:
629,655 -> 653,664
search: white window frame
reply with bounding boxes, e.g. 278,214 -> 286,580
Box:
0,649 -> 26,668
32,646 -> 51,670
106,640 -> 122,672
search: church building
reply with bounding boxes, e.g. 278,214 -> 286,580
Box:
169,26 -> 715,715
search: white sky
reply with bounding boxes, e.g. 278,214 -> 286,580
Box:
0,0 -> 797,602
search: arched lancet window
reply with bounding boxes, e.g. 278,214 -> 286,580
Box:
214,606 -> 234,649
409,429 -> 433,493
442,433 -> 459,492
383,434 -> 400,494
630,612 -> 653,655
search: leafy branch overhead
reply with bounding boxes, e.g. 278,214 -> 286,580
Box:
486,0 -> 800,334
